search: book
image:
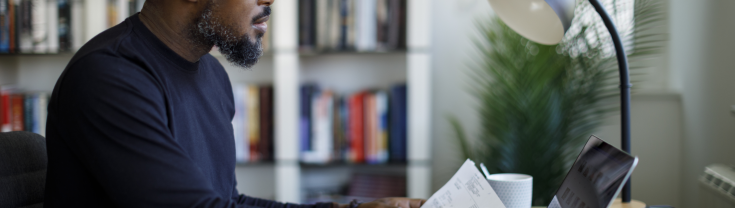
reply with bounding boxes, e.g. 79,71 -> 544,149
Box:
348,91 -> 366,163
23,93 -> 33,131
327,0 -> 341,51
58,0 -> 71,51
298,0 -> 316,51
332,97 -> 347,161
389,84 -> 407,162
10,93 -> 24,131
8,0 -> 16,53
297,84 -> 408,164
0,86 -> 13,132
31,0 -> 47,53
258,86 -> 273,161
374,91 -> 388,163
17,0 -> 31,53
302,90 -> 334,164
246,85 -> 260,161
354,0 -> 376,51
375,0 -> 388,51
338,97 -> 350,160
47,0 -> 58,53
232,84 -> 248,162
338,0 -> 350,50
377,0 -> 403,51
70,0 -> 83,50
36,93 -> 47,136
0,0 -> 9,53
315,0 -> 329,50
300,84 -> 317,155
315,0 -> 341,51
363,93 -> 377,163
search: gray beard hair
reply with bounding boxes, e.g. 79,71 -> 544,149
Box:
190,3 -> 263,69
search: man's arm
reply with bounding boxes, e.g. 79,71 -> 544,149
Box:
54,53 -> 258,208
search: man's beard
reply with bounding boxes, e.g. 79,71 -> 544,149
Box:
188,2 -> 264,68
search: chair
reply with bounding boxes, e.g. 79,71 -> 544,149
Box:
0,131 -> 47,208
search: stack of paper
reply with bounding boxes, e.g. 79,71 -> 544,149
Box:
421,159 -> 506,208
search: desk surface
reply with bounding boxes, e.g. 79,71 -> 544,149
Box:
531,199 -> 645,208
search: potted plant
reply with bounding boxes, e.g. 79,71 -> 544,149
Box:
450,0 -> 666,205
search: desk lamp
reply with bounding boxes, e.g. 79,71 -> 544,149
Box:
484,0 -> 634,203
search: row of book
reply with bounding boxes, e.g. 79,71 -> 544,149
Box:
0,86 -> 48,135
232,84 -> 274,163
0,0 -> 141,54
298,0 -> 407,52
300,83 -> 407,164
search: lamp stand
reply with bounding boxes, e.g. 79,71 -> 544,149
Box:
588,0 -> 633,203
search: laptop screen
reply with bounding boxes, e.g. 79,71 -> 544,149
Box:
548,135 -> 638,208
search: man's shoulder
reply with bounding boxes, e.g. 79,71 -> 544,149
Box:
69,19 -> 136,66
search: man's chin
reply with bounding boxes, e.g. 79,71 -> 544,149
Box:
218,45 -> 262,68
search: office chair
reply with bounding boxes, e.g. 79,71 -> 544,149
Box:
0,131 -> 47,208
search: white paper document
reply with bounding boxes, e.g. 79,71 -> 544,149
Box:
421,159 -> 506,208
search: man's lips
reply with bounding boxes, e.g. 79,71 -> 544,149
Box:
253,16 -> 270,33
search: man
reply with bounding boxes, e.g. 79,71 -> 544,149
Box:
43,0 -> 425,207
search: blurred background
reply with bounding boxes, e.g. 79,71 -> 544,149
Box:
1,0 -> 734,208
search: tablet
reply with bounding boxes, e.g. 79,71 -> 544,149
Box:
548,135 -> 638,208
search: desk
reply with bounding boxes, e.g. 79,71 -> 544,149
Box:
531,199 -> 646,208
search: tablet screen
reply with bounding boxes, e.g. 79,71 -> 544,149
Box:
548,136 -> 638,208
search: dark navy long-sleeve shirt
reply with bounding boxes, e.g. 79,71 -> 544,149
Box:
43,14 -> 331,208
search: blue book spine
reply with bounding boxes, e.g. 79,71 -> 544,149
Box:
339,0 -> 348,50
299,84 -> 316,155
0,0 -> 9,53
339,97 -> 350,161
23,94 -> 33,132
389,84 -> 407,162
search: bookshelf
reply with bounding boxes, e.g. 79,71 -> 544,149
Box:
0,0 -> 432,204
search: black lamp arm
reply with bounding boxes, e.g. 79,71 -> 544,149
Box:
588,0 -> 633,203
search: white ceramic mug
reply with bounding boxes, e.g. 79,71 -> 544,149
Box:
486,173 -> 533,208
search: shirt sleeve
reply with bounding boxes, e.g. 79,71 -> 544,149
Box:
54,52 -> 268,208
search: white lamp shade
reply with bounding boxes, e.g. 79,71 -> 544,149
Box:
487,0 -> 576,45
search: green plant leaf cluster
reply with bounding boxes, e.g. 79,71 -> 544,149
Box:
449,0 -> 666,205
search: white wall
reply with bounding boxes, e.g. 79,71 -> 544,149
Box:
594,93 -> 683,207
429,0 -> 492,192
669,0 -> 735,208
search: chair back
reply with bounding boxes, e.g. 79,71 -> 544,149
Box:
0,131 -> 47,208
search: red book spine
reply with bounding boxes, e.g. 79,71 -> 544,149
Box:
349,92 -> 365,163
1,90 -> 10,131
11,94 -> 23,131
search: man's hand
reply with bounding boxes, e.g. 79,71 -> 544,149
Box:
358,197 -> 426,208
